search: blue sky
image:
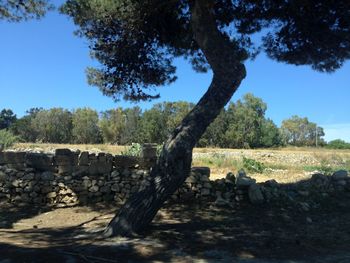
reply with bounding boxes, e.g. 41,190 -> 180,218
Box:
0,4 -> 349,142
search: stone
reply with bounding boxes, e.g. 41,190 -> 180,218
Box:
225,172 -> 235,183
25,153 -> 54,171
41,171 -> 55,181
11,180 -> 21,188
141,143 -> 157,159
248,184 -> 264,205
114,155 -> 140,168
335,180 -> 347,186
89,185 -> 99,193
111,170 -> 120,177
299,202 -> 310,212
200,174 -> 210,182
0,171 -> 7,182
58,165 -> 73,174
78,151 -> 89,166
1,152 -> 26,164
332,170 -> 348,180
236,174 -> 256,187
298,190 -> 310,197
23,173 -> 35,180
46,192 -> 57,198
192,167 -> 210,177
82,180 -> 92,188
100,185 -> 111,193
185,176 -> 197,184
264,179 -> 279,188
306,217 -> 313,223
201,188 -> 210,196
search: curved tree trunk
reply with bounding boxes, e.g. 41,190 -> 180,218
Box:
103,0 -> 246,237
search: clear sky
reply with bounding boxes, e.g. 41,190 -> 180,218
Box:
0,4 -> 349,142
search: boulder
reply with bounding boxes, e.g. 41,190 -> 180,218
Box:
248,184 -> 264,205
236,173 -> 256,188
332,170 -> 348,180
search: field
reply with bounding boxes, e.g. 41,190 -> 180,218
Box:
1,143 -> 350,262
12,142 -> 350,183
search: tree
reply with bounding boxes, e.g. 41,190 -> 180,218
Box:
10,108 -> 43,142
198,109 -> 227,147
224,93 -> 267,148
139,102 -> 194,144
281,115 -> 325,146
31,108 -> 73,143
260,119 -> 282,148
99,108 -> 126,144
0,109 -> 17,130
326,139 -> 350,149
72,108 -> 101,144
0,0 -> 52,22
61,0 -> 350,236
120,107 -> 143,145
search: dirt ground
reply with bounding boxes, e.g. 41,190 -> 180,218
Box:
1,192 -> 350,263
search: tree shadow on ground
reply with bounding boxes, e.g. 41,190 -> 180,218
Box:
0,202 -> 54,229
1,176 -> 350,262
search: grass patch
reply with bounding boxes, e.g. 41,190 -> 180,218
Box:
193,153 -> 242,169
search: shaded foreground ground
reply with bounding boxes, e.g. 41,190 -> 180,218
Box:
1,192 -> 350,263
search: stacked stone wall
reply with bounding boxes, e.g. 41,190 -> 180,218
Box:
0,147 -> 349,209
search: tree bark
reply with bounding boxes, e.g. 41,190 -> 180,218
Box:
103,0 -> 246,237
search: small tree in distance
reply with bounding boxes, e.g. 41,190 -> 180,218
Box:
58,0 -> 350,237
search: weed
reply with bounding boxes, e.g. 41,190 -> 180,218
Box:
0,129 -> 18,150
121,143 -> 142,157
242,156 -> 266,173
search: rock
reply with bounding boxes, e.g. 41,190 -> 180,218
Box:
200,174 -> 210,182
332,170 -> 348,180
201,188 -> 210,196
111,184 -> 120,192
306,217 -> 313,223
298,190 -> 310,197
89,185 -> 99,193
299,202 -> 310,212
78,151 -> 89,166
111,170 -> 120,177
335,180 -> 347,186
11,180 -> 21,187
100,185 -> 111,193
264,179 -> 279,188
0,171 -> 6,182
236,173 -> 256,187
248,184 -> 264,204
185,175 -> 197,184
23,173 -> 34,180
192,166 -> 210,177
225,172 -> 235,183
46,192 -> 57,198
41,171 -> 55,181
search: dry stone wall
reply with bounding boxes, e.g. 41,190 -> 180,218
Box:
0,147 -> 349,209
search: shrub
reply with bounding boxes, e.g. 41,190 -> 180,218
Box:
326,139 -> 350,149
0,129 -> 18,150
242,156 -> 266,173
122,143 -> 142,157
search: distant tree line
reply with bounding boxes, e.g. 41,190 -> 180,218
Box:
2,93 -> 347,149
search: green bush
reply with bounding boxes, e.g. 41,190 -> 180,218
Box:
326,139 -> 350,149
242,156 -> 266,173
122,143 -> 142,157
0,129 -> 18,150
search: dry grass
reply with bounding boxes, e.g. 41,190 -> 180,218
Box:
12,143 -> 127,155
11,143 -> 350,184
